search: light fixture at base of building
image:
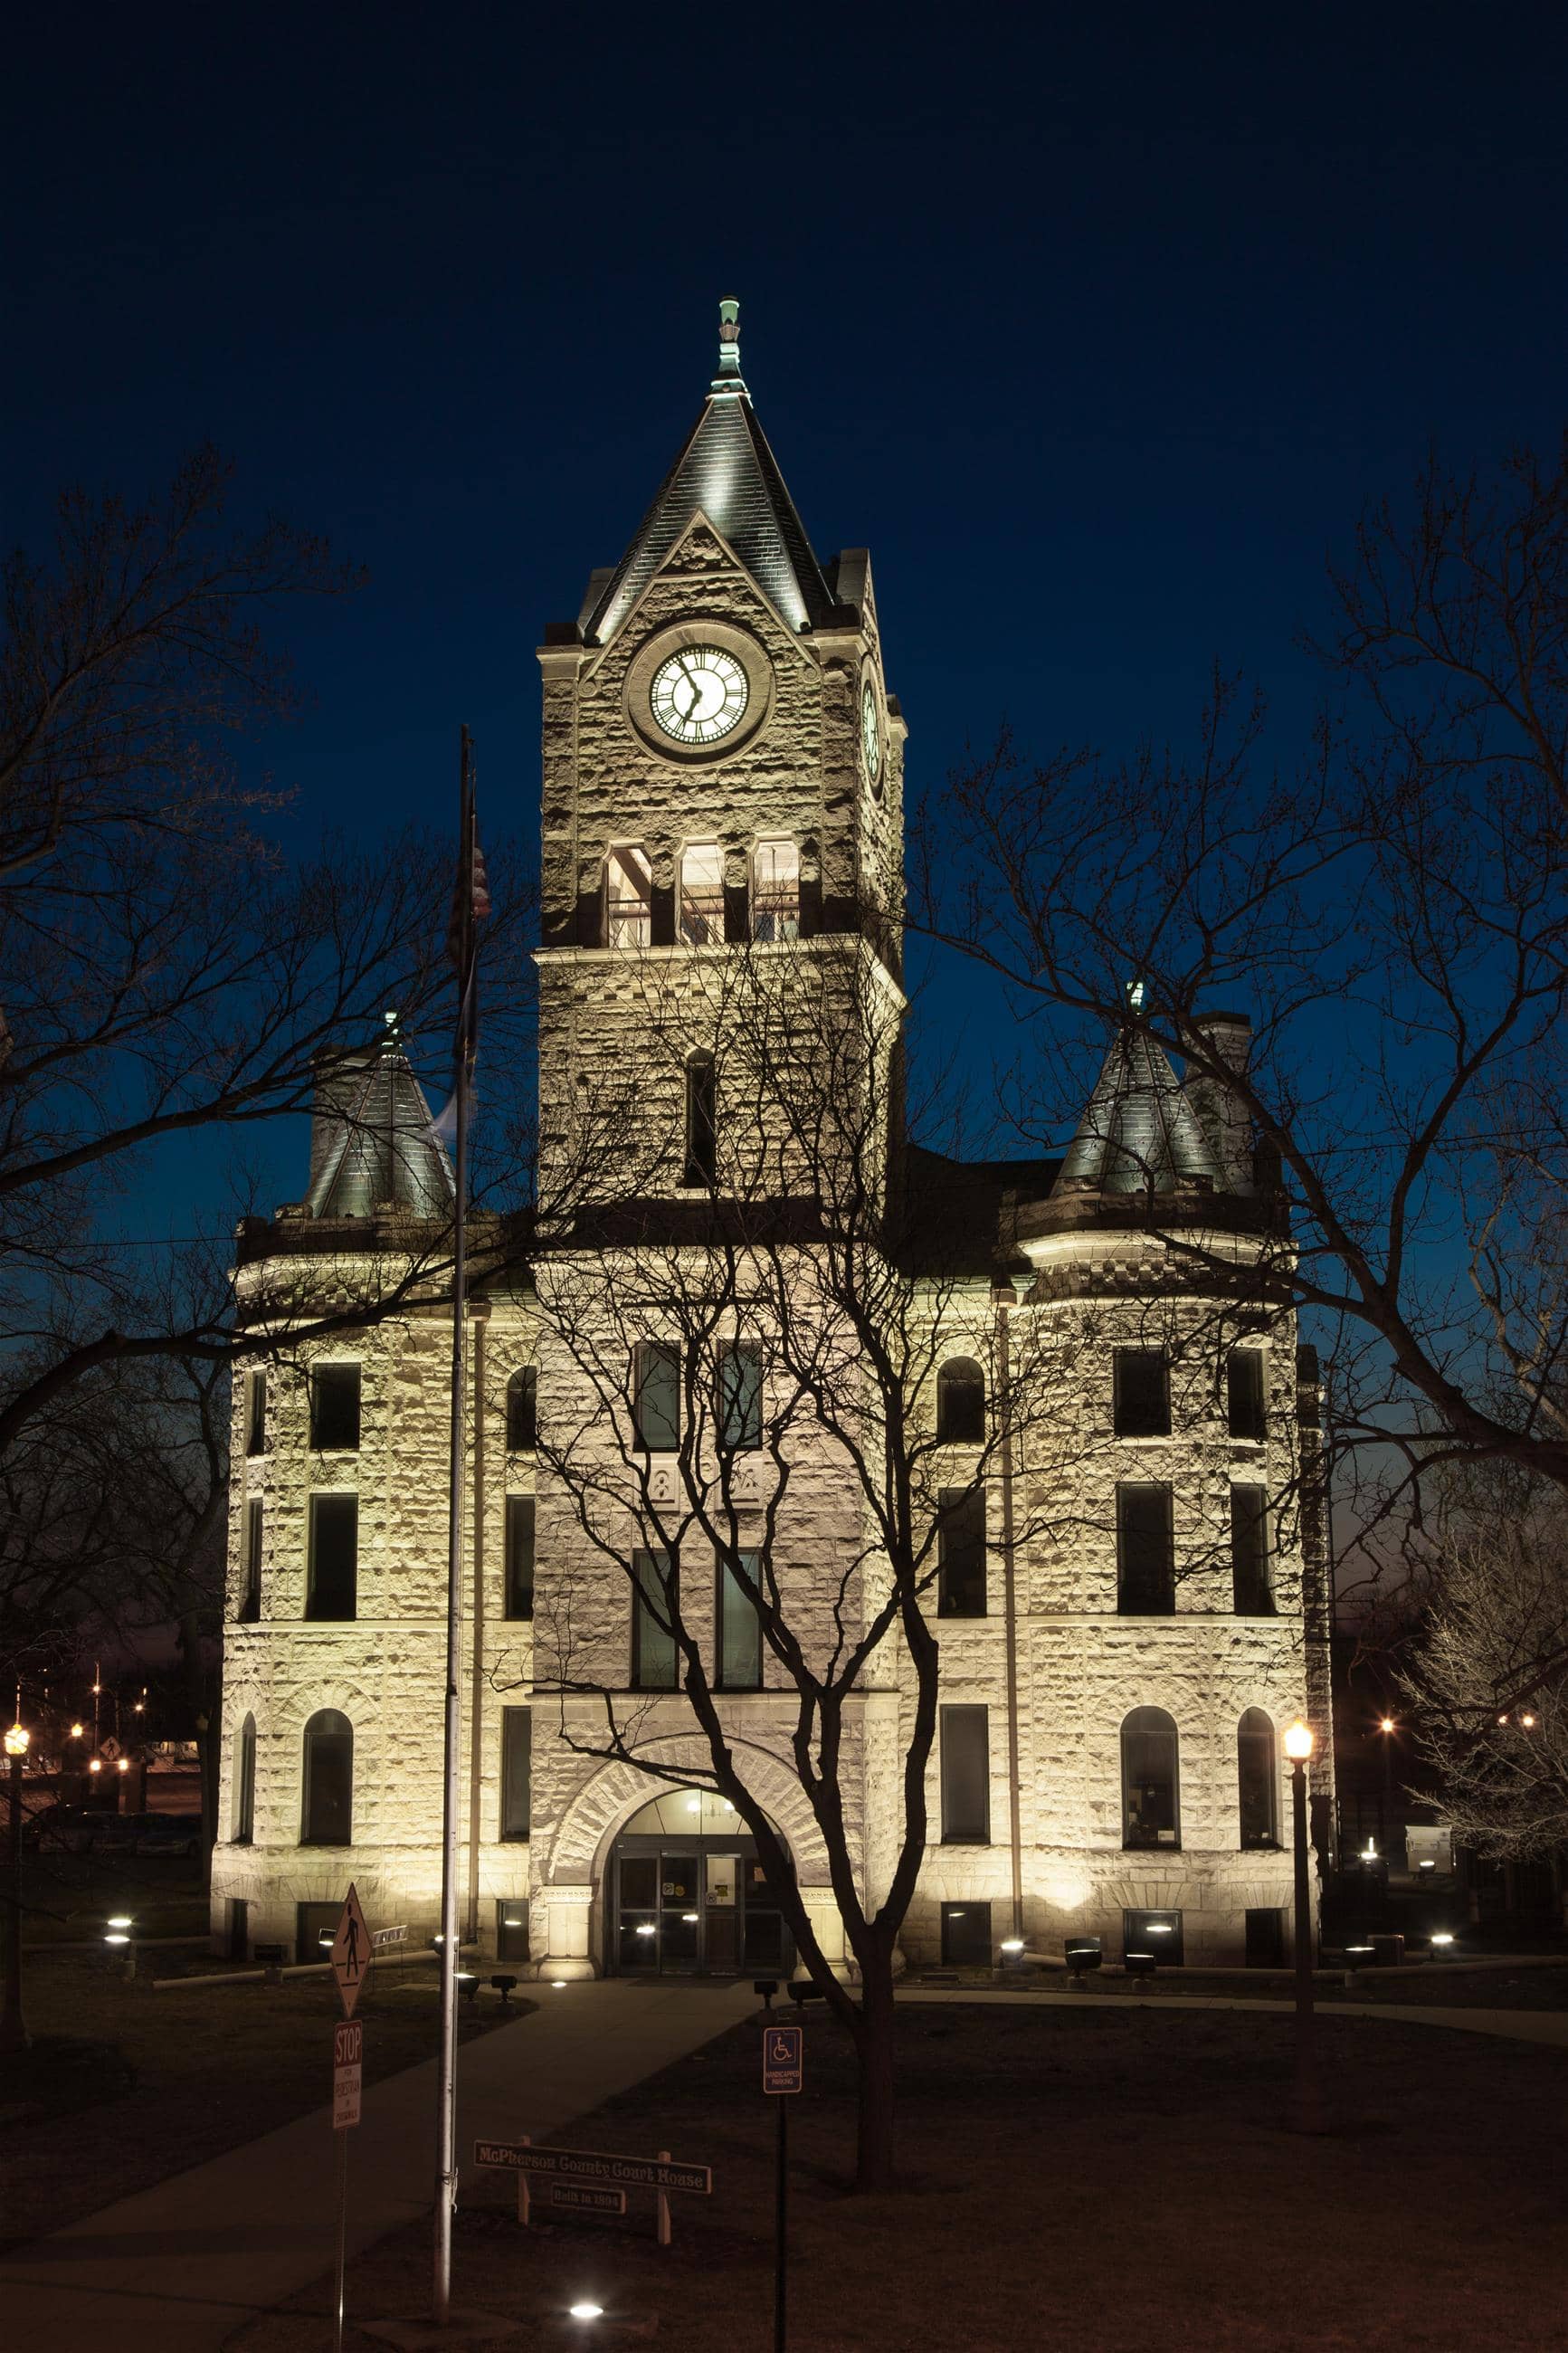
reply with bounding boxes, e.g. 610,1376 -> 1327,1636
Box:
551,1980 -> 567,1989
568,2303 -> 603,2322
1431,1932 -> 1455,1948
1283,1720 -> 1314,1762
1000,1939 -> 1025,1954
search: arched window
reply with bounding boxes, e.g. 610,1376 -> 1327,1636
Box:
1237,1708 -> 1279,1848
300,1710 -> 353,1847
233,1714 -> 256,1844
1121,1707 -> 1180,1850
507,1367 -> 537,1453
605,843 -> 653,948
683,1054 -> 717,1187
936,1357 -> 985,1443
752,841 -> 800,941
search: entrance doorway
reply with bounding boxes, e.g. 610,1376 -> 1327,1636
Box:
608,1787 -> 793,1977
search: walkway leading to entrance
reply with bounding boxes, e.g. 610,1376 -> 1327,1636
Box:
0,1977 -> 755,2353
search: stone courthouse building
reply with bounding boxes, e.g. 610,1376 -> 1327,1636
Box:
212,307 -> 1333,1977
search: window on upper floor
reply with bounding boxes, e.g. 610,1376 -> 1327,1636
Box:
936,1357 -> 985,1443
632,1548 -> 679,1690
752,841 -> 800,942
238,1498 -> 263,1623
1117,1483 -> 1174,1614
505,1495 -> 535,1622
1228,1348 -> 1268,1440
310,1363 -> 361,1452
507,1367 -> 537,1453
300,1709 -> 353,1846
940,1704 -> 991,1842
717,1343 -> 762,1453
233,1714 -> 256,1843
1231,1484 -> 1273,1615
679,843 -> 725,946
307,1493 -> 357,1621
632,1341 -> 680,1453
1114,1348 -> 1170,1438
717,1551 -> 764,1690
501,1708 -> 531,1841
244,1369 -> 267,1456
684,1055 -> 717,1187
1121,1708 -> 1180,1849
1238,1708 -> 1279,1848
937,1484 -> 987,1617
605,843 -> 653,948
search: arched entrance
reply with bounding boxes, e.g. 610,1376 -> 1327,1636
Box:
607,1786 -> 794,1978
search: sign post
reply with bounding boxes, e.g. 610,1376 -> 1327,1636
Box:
329,1886 -> 369,2353
763,2024 -> 803,2353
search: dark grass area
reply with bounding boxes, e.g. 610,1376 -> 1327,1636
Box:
228,1998 -> 1568,2353
16,1849 -> 211,1943
0,1945 -> 528,2251
921,1959 -> 1568,2008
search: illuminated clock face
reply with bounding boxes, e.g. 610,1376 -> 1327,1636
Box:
649,645 -> 749,746
861,681 -> 881,785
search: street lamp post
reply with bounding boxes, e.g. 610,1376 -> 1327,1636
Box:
1283,1720 -> 1319,2133
2,1720 -> 31,2055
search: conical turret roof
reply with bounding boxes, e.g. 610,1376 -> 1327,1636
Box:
306,1026 -> 454,1221
1055,1018 -> 1222,1196
583,300 -> 834,645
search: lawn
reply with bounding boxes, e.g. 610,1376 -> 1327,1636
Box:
229,1997 -> 1568,2353
0,1936 -> 527,2251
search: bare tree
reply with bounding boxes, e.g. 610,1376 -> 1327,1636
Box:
918,441 -> 1568,1581
518,935 -> 1056,2189
0,452 -> 535,1657
1402,1474 -> 1568,1857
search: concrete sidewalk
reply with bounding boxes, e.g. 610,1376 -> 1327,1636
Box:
896,1982 -> 1568,2047
0,1977 -> 755,2353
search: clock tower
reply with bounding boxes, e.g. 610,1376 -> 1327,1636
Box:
534,301 -> 906,1215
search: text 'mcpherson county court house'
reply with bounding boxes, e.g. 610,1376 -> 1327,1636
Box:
213,306 -> 1333,1978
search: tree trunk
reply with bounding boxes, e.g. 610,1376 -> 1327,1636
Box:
853,1964 -> 898,2192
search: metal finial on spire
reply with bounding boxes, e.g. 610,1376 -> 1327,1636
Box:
714,297 -> 744,390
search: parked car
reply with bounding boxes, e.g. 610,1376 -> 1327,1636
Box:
136,1815 -> 200,1858
21,1804 -> 97,1855
88,1811 -> 152,1853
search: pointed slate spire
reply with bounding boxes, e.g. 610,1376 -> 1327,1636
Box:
306,1015 -> 456,1220
583,300 -> 834,645
1055,988 -> 1223,1197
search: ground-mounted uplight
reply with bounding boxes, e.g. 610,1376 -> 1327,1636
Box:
999,1938 -> 1024,1953
551,1980 -> 567,1990
1431,1931 -> 1456,1950
567,2301 -> 603,2322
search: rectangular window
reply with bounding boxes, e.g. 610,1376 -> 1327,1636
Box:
1117,1483 -> 1174,1614
606,843 -> 653,948
752,841 -> 801,942
310,1363 -> 361,1452
307,1493 -> 357,1621
940,1704 -> 991,1842
1228,1349 -> 1268,1440
1114,1348 -> 1171,1437
500,1708 -> 531,1841
245,1369 -> 267,1457
684,1058 -> 717,1187
679,843 -> 725,945
940,1900 -> 993,1967
508,1367 -> 537,1453
239,1498 -> 263,1623
505,1496 -> 536,1622
937,1485 -> 987,1617
632,1342 -> 680,1453
717,1343 -> 762,1452
632,1549 -> 679,1690
496,1897 -> 530,1963
717,1552 -> 763,1689
1231,1484 -> 1273,1615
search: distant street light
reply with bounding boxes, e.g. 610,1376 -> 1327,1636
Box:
1283,1720 -> 1320,2133
2,1721 -> 30,2054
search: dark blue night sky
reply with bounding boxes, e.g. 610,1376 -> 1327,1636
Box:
5,5 -> 1564,1212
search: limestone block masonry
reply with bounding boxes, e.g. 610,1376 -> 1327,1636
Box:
212,314 -> 1332,1979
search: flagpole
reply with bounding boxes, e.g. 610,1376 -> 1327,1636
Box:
433,724 -> 475,2323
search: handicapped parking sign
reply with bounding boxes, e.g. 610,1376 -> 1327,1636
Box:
763,2024 -> 803,2095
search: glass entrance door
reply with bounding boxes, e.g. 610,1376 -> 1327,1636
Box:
608,1787 -> 794,1977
